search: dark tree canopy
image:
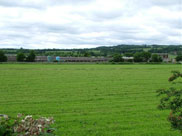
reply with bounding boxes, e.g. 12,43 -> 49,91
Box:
0,50 -> 7,62
17,52 -> 26,62
112,54 -> 124,62
151,54 -> 162,62
133,52 -> 151,62
26,50 -> 36,62
176,55 -> 182,62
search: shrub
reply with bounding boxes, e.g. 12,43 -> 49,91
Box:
168,71 -> 182,82
0,115 -> 12,136
0,114 -> 55,136
157,71 -> 182,132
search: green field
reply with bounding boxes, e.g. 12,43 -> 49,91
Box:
0,64 -> 182,136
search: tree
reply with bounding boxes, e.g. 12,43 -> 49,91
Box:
112,54 -> 124,62
124,53 -> 133,57
176,55 -> 182,62
26,50 -> 36,62
157,71 -> 182,132
83,52 -> 90,57
17,52 -> 25,62
151,54 -> 162,62
133,52 -> 143,62
141,52 -> 151,62
0,50 -> 7,62
134,52 -> 151,62
133,52 -> 151,62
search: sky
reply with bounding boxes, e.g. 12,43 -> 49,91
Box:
0,0 -> 181,49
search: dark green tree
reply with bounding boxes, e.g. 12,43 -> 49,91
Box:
151,54 -> 162,62
26,50 -> 36,62
133,52 -> 143,62
112,54 -> 124,62
133,52 -> 151,62
0,50 -> 7,62
83,52 -> 90,57
17,52 -> 25,62
124,53 -> 133,57
141,52 -> 151,62
176,55 -> 182,62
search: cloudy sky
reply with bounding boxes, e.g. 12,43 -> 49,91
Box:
0,0 -> 181,49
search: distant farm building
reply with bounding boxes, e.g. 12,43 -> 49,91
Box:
154,53 -> 170,62
7,55 -> 111,62
7,55 -> 16,62
122,57 -> 134,62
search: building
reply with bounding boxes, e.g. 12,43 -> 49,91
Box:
6,55 -> 111,62
155,53 -> 170,62
122,56 -> 134,62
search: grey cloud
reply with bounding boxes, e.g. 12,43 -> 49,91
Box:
0,0 -> 181,49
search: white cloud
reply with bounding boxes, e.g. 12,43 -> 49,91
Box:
0,0 -> 181,49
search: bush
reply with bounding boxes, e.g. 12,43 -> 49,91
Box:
0,51 -> 7,62
0,115 -> 12,136
168,71 -> 182,82
0,114 -> 55,136
157,71 -> 182,132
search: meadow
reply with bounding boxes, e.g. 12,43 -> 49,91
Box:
0,64 -> 182,136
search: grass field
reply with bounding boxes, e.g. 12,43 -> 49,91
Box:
0,64 -> 182,136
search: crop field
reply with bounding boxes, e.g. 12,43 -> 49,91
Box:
0,64 -> 182,136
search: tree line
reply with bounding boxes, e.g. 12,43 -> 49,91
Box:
1,45 -> 182,57
1,49 -> 182,63
111,52 -> 164,62
0,50 -> 36,62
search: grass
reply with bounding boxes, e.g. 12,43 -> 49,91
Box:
0,64 -> 182,136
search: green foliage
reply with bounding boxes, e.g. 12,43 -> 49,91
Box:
0,50 -> 7,62
16,52 -> 26,62
168,71 -> 182,82
112,54 -> 124,62
0,116 -> 13,136
134,52 -> 151,62
1,45 -> 182,57
176,55 -> 182,62
151,54 -> 162,62
142,52 -> 151,62
0,114 -> 55,136
26,50 -> 36,62
124,53 -> 133,57
157,71 -> 182,132
83,52 -> 91,57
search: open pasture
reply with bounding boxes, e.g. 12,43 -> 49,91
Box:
0,64 -> 182,136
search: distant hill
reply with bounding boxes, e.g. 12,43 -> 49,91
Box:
1,45 -> 182,57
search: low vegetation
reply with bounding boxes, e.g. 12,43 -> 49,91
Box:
0,114 -> 55,136
157,71 -> 182,132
